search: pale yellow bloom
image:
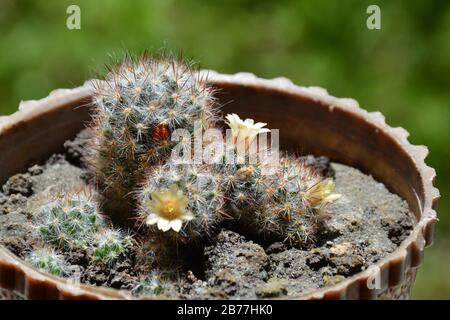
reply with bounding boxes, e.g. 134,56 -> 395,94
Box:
301,178 -> 341,208
236,166 -> 254,180
225,113 -> 270,148
145,185 -> 194,232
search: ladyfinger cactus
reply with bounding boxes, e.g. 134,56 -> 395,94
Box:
35,192 -> 105,251
26,248 -> 69,277
91,229 -> 134,265
89,53 -> 219,225
137,162 -> 225,244
224,156 -> 340,248
34,191 -> 133,266
131,271 -> 166,297
219,113 -> 340,248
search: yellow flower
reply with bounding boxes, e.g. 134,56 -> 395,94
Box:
225,113 -> 270,148
145,185 -> 194,232
301,178 -> 341,208
236,166 -> 254,180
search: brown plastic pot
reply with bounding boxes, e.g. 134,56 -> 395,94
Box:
0,72 -> 439,300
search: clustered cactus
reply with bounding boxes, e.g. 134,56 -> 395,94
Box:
87,54 -> 340,249
27,54 -> 342,293
34,192 -> 132,266
134,109 -> 340,249
89,53 -> 219,225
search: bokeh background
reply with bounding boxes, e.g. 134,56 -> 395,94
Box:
0,0 -> 448,299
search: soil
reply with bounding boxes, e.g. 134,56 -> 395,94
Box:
0,129 -> 414,299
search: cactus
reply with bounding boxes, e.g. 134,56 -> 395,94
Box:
131,271 -> 166,297
26,248 -> 68,277
137,162 -> 225,244
223,156 -> 340,248
35,192 -> 105,251
89,53 -> 220,225
34,191 -> 134,265
218,113 -> 340,248
91,229 -> 134,265
27,52 -> 343,287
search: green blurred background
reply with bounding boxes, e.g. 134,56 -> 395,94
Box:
0,0 -> 448,299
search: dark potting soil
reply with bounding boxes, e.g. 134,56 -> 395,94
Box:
0,130 -> 414,299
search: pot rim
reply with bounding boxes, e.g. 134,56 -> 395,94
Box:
0,72 -> 439,300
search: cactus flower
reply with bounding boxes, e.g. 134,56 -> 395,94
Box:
145,184 -> 194,232
301,178 -> 341,207
225,113 -> 270,148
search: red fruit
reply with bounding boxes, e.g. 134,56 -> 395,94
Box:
152,124 -> 171,141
